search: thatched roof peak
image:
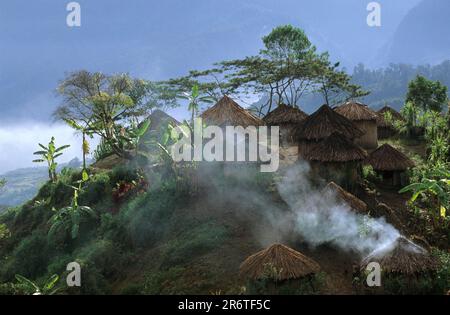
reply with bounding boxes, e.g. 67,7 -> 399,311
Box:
361,237 -> 438,275
200,95 -> 264,127
365,144 -> 414,171
239,244 -> 320,281
263,104 -> 308,125
324,182 -> 368,214
295,105 -> 364,141
335,101 -> 378,121
144,109 -> 179,130
376,106 -> 404,127
303,132 -> 367,162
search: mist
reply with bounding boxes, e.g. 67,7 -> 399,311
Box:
277,163 -> 400,257
0,122 -> 99,174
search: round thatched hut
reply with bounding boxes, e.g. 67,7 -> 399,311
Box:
365,144 -> 414,187
200,95 -> 265,170
263,104 -> 308,146
295,104 -> 364,157
360,237 -> 438,275
303,132 -> 368,190
201,95 -> 264,128
240,244 -> 321,281
335,101 -> 378,149
376,106 -> 404,139
323,182 -> 368,214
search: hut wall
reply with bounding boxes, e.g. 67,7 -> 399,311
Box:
309,161 -> 361,192
354,120 -> 378,149
377,126 -> 397,139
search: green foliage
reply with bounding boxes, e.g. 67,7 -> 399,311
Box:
8,232 -> 50,279
400,164 -> 450,222
93,138 -> 114,162
161,222 -> 228,267
55,71 -> 177,160
143,266 -> 186,294
15,274 -> 59,295
432,249 -> 450,293
32,137 -> 70,182
406,75 -> 448,112
0,223 -> 10,240
48,186 -> 97,240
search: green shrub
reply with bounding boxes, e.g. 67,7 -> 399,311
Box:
110,165 -> 140,185
9,231 -> 50,279
143,267 -> 186,294
161,222 -> 228,268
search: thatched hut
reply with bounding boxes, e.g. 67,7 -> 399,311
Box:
263,104 -> 308,145
201,95 -> 264,128
303,132 -> 367,189
240,244 -> 320,286
323,182 -> 368,214
376,106 -> 404,139
360,237 -> 438,275
295,104 -> 364,157
365,144 -> 414,187
138,110 -> 180,153
335,101 -> 378,149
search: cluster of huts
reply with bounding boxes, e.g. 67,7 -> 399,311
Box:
143,96 -> 437,293
238,238 -> 438,293
172,96 -> 414,190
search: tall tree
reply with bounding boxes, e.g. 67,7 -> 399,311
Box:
406,75 -> 448,112
54,71 -> 177,159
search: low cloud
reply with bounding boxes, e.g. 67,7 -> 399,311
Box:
0,122 -> 98,174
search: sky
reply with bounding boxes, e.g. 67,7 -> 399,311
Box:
0,0 -> 436,173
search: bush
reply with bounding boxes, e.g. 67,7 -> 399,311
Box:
161,222 -> 228,268
110,165 -> 140,186
143,267 -> 186,294
8,231 -> 50,279
119,185 -> 184,248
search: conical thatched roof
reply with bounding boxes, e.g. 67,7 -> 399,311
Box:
365,144 -> 414,171
200,95 -> 264,127
144,110 -> 179,131
334,101 -> 378,121
324,182 -> 368,213
303,132 -> 367,162
240,244 -> 321,281
263,104 -> 308,125
376,106 -> 404,127
295,105 -> 364,141
361,237 -> 439,275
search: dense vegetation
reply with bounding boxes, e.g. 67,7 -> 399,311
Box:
0,24 -> 449,295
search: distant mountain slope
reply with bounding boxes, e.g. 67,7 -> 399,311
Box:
386,0 -> 450,65
0,158 -> 87,209
0,0 -> 419,123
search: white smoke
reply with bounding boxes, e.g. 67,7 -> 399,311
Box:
276,162 -> 401,257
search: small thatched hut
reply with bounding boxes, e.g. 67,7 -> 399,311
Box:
323,182 -> 368,214
295,104 -> 364,157
303,132 -> 367,189
240,244 -> 320,281
376,106 -> 404,139
335,101 -> 378,149
360,237 -> 438,275
365,144 -> 414,187
201,95 -> 264,127
263,104 -> 308,145
139,110 -> 180,152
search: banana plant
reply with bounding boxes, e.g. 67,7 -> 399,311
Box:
48,177 -> 97,240
63,118 -> 94,177
400,165 -> 450,223
33,137 -> 70,182
179,84 -> 213,127
15,274 -> 60,295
